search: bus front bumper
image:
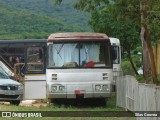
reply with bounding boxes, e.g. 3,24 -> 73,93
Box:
47,92 -> 111,99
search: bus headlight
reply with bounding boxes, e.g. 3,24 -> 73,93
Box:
103,77 -> 108,80
103,85 -> 109,91
52,86 -> 57,92
59,86 -> 65,91
95,85 -> 101,91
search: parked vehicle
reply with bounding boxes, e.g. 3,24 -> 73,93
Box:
0,71 -> 23,105
46,32 -> 113,105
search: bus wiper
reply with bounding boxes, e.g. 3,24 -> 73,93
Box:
84,46 -> 88,61
54,44 -> 64,59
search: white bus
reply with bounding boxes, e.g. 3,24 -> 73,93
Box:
46,32 -> 113,105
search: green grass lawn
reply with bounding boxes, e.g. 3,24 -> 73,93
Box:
0,97 -> 136,120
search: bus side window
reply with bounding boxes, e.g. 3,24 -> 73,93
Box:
39,49 -> 43,59
26,47 -> 44,72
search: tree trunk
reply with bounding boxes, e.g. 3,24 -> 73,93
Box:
140,0 -> 158,84
127,50 -> 139,75
144,24 -> 158,84
141,27 -> 150,82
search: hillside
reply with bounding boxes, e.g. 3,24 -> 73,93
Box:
0,3 -> 88,39
0,0 -> 90,31
0,0 -> 89,27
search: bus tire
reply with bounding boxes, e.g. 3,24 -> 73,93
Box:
95,98 -> 107,106
49,98 -> 63,104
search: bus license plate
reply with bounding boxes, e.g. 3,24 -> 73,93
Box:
75,90 -> 86,94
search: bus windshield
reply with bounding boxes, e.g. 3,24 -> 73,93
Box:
48,42 -> 112,68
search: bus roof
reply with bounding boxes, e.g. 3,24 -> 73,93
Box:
0,39 -> 47,44
48,32 -> 109,41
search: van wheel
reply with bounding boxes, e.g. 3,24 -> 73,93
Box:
10,100 -> 21,105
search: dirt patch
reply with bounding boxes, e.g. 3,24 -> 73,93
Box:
0,102 -> 10,105
20,102 -> 48,107
20,100 -> 48,107
0,100 -> 48,107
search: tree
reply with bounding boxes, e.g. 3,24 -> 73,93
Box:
60,0 -> 141,75
87,8 -> 140,75
55,0 -> 160,84
140,0 -> 160,84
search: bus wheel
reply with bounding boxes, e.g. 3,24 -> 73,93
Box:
10,100 -> 21,105
49,98 -> 62,104
95,98 -> 107,106
101,98 -> 107,106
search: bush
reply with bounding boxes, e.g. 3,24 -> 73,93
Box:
121,60 -> 135,75
136,74 -> 144,82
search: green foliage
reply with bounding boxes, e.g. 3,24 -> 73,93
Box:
136,74 -> 144,82
72,0 -> 141,55
136,73 -> 160,84
131,46 -> 142,69
147,0 -> 160,41
135,46 -> 142,52
0,0 -> 91,32
74,0 -> 110,12
121,60 -> 135,75
137,73 -> 160,84
121,51 -> 142,76
136,73 -> 156,84
0,3 -> 87,39
131,55 -> 141,69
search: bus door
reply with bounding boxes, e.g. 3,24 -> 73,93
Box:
24,45 -> 46,99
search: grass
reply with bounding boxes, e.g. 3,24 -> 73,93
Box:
0,97 -> 136,120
